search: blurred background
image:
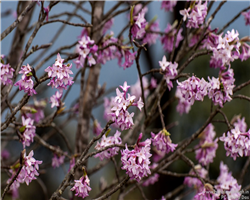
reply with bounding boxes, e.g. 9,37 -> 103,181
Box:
1,1 -> 250,199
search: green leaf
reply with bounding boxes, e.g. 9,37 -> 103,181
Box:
19,125 -> 26,133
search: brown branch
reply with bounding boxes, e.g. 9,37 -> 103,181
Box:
42,19 -> 92,28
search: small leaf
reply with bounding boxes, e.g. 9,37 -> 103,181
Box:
19,125 -> 26,133
26,72 -> 33,77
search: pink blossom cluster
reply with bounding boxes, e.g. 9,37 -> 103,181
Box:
121,133 -> 151,182
0,55 -> 15,86
45,53 -> 74,92
195,123 -> 218,166
14,64 -> 37,96
94,130 -> 122,160
119,47 -> 137,69
220,116 -> 250,160
52,154 -> 65,168
214,162 -> 241,200
194,183 -> 218,200
8,150 -> 42,196
71,174 -> 91,199
207,68 -> 235,107
177,68 -> 235,108
177,76 -> 209,106
151,129 -> 178,154
50,91 -> 62,108
142,163 -> 159,186
180,0 -> 207,29
161,1 -> 177,12
242,10 -> 250,26
209,29 -> 240,69
102,18 -> 114,35
21,116 -> 36,148
159,55 -> 178,90
239,41 -> 250,61
74,30 -> 98,67
131,9 -> 147,40
106,82 -> 144,130
161,23 -> 183,52
97,32 -> 122,65
184,165 -> 208,193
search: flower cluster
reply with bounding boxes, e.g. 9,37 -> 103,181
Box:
184,165 -> 208,193
131,10 -> 147,40
177,76 -> 209,106
0,55 -> 15,86
242,10 -> 250,26
239,40 -> 250,61
177,68 -> 235,108
20,116 -> 36,148
71,173 -> 91,199
214,162 -> 241,200
8,150 -> 42,194
207,68 -> 235,107
15,64 -> 37,96
161,22 -> 183,52
220,116 -> 250,160
151,129 -> 178,154
94,130 -> 122,160
180,0 -> 207,29
75,33 -> 98,68
102,18 -> 114,35
107,82 -> 144,130
119,47 -> 137,69
52,154 -> 65,168
195,124 -> 218,166
45,53 -> 74,92
209,29 -> 240,69
161,1 -> 177,12
121,133 -> 151,182
50,91 -> 62,108
97,32 -> 122,65
159,55 -> 178,90
194,183 -> 218,200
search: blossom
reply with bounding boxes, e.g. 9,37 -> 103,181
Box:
130,77 -> 150,100
105,82 -> 143,130
8,150 -> 42,191
175,88 -> 192,115
151,129 -> 178,153
52,154 -> 65,168
121,133 -> 151,182
159,55 -> 178,90
102,18 -> 114,35
26,99 -> 47,123
0,58 -> 15,86
220,126 -> 250,160
94,130 -> 122,160
194,183 -> 219,200
143,20 -> 160,46
177,76 -> 209,106
71,174 -> 91,199
45,53 -> 74,92
14,64 -> 37,96
50,91 -> 62,108
74,29 -> 98,68
21,116 -> 36,148
181,0 -> 207,29
131,9 -> 147,39
214,162 -> 241,200
242,10 -> 250,26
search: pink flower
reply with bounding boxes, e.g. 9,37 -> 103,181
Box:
161,1 -> 177,12
142,163 -> 159,186
0,59 -> 15,86
71,175 -> 91,199
14,64 -> 36,96
121,133 -> 151,182
94,130 -> 122,160
50,91 -> 62,108
151,129 -> 178,153
242,10 -> 250,26
214,162 -> 241,200
21,116 -> 36,148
